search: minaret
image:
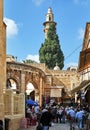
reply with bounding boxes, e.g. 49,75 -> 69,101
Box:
0,0 -> 6,121
43,7 -> 57,38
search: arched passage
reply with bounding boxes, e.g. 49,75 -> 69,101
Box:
85,89 -> 90,105
85,85 -> 90,105
26,83 -> 35,100
25,82 -> 39,102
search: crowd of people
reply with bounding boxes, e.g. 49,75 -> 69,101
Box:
26,103 -> 90,130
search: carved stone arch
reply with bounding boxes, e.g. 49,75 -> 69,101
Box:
31,81 -> 38,89
25,80 -> 39,101
6,76 -> 20,91
25,80 -> 38,90
25,72 -> 40,90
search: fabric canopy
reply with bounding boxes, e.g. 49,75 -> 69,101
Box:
26,99 -> 38,106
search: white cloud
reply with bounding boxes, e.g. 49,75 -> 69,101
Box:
26,54 -> 40,63
32,0 -> 45,6
78,28 -> 85,40
4,17 -> 18,38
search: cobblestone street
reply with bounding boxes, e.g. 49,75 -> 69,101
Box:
19,122 -> 87,130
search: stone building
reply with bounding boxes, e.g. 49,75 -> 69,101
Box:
0,1 -> 25,130
74,23 -> 90,105
0,0 -> 6,127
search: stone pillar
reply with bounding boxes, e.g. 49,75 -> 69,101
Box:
21,72 -> 25,116
39,77 -> 43,106
0,0 -> 6,121
21,71 -> 25,92
35,89 -> 39,103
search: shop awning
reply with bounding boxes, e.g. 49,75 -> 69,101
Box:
71,80 -> 90,94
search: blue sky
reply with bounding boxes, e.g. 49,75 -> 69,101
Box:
4,0 -> 90,70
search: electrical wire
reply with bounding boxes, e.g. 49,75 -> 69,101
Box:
65,44 -> 82,61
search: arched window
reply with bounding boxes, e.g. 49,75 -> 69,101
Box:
49,16 -> 51,21
7,78 -> 17,93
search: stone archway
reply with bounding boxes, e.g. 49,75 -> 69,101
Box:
6,78 -> 19,93
7,62 -> 45,106
25,82 -> 39,103
85,85 -> 90,105
26,83 -> 35,100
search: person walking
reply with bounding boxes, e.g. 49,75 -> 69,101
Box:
67,107 -> 76,130
61,107 -> 66,123
75,108 -> 84,130
40,107 -> 52,130
57,107 -> 63,123
26,107 -> 33,125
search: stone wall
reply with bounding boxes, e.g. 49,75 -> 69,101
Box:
4,90 -> 25,130
0,0 -> 6,123
9,117 -> 22,130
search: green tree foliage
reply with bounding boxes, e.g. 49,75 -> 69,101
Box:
39,23 -> 64,69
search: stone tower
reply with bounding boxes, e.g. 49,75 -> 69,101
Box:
43,7 -> 57,38
0,0 -> 6,121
